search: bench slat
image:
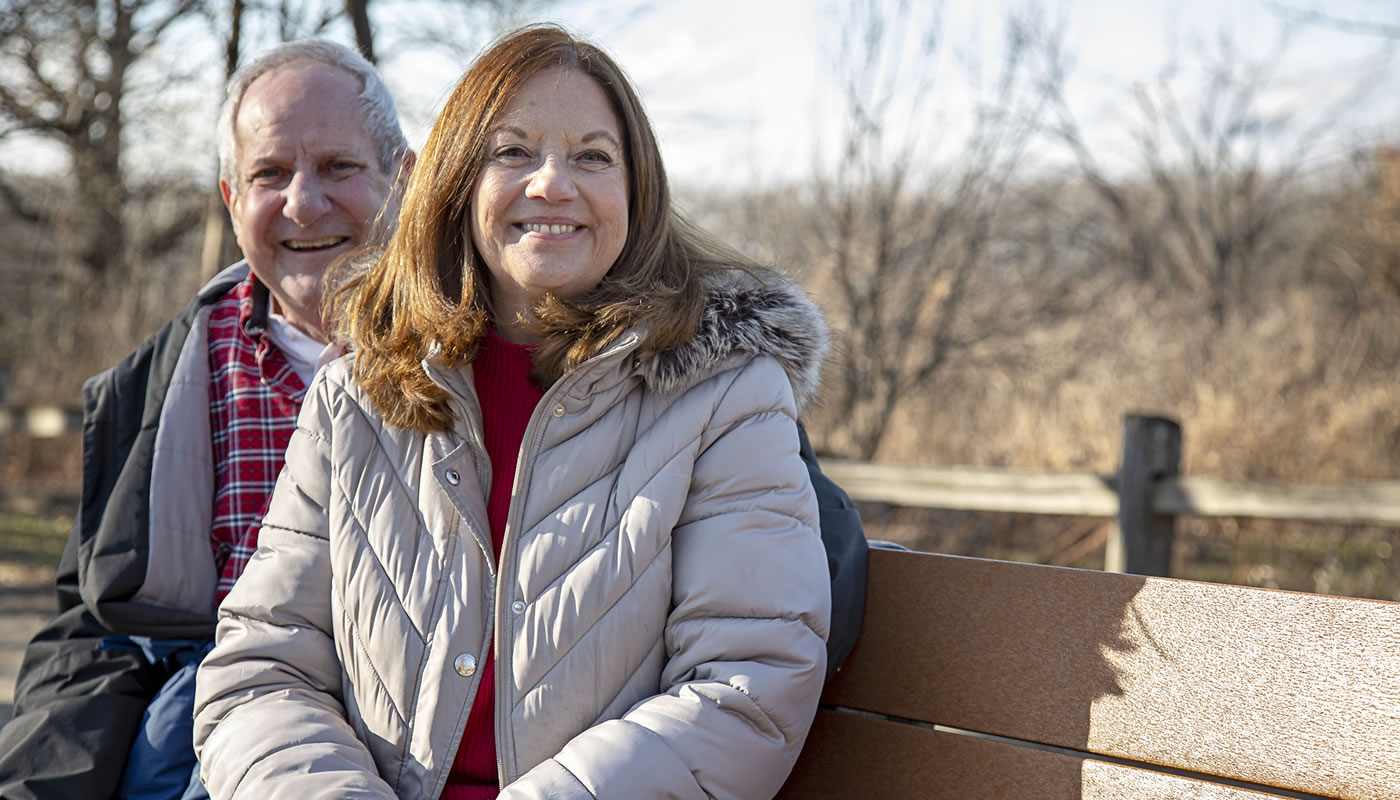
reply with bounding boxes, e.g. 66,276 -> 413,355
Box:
818,549 -> 1400,800
779,710 -> 1303,799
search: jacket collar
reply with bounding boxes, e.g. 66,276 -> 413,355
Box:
244,278 -> 272,337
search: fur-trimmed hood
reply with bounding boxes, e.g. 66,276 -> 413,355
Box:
634,267 -> 829,413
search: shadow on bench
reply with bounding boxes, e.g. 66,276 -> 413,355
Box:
779,547 -> 1400,800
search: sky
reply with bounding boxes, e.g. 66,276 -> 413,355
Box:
470,0 -> 1400,187
5,0 -> 1398,189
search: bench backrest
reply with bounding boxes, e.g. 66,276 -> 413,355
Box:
779,547 -> 1400,799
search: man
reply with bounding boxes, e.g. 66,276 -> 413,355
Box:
0,40 -> 412,799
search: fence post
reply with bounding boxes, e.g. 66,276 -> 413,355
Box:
1106,414 -> 1182,576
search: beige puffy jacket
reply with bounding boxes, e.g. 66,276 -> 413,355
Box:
192,268 -> 833,799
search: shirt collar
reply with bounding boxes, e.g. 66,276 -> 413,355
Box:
242,278 -> 272,338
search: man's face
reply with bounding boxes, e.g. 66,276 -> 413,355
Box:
220,61 -> 394,342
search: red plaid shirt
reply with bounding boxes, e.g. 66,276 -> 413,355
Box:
207,276 -> 307,606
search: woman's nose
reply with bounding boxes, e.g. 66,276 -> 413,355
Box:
525,154 -> 579,202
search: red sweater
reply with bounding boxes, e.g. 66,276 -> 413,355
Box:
442,330 -> 544,799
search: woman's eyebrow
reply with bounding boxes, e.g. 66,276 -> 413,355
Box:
493,125 -> 528,140
488,125 -> 620,148
581,130 -> 621,148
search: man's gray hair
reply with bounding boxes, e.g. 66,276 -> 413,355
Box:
217,39 -> 409,190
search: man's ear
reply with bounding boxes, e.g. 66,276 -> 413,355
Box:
219,179 -> 236,213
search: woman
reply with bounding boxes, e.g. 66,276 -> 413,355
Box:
193,24 -> 832,800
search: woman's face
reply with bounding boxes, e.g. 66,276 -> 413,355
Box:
470,67 -> 629,341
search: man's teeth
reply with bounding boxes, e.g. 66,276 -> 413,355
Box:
522,223 -> 578,235
285,237 -> 344,250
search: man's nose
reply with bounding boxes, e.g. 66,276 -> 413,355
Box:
283,171 -> 332,225
525,154 -> 579,202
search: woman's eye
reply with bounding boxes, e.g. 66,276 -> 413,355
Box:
495,145 -> 530,161
578,150 -> 615,168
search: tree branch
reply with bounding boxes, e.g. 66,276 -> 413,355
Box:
0,172 -> 48,225
1266,3 -> 1400,39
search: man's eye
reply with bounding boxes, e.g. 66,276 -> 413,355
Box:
251,167 -> 283,181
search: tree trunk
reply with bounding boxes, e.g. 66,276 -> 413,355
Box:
347,0 -> 375,62
202,0 -> 246,280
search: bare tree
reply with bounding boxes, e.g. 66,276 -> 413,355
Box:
1030,19 -> 1392,325
199,0 -> 248,279
0,0 -> 206,278
1364,147 -> 1400,302
1319,143 -> 1400,365
774,1 -> 1068,460
346,0 -> 375,61
1267,3 -> 1400,40
390,0 -> 562,54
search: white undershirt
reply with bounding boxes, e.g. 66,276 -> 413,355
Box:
265,311 -> 334,387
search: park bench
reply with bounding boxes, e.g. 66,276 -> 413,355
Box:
778,546 -> 1400,799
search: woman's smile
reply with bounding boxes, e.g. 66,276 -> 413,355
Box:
517,221 -> 580,236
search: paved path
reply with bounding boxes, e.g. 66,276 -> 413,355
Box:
0,563 -> 56,727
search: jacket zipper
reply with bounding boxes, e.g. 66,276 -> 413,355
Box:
492,373 -> 569,787
429,369 -> 498,800
492,333 -> 641,788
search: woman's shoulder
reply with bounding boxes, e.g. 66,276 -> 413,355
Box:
307,353 -> 368,405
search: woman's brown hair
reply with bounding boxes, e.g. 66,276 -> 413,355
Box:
326,23 -> 750,432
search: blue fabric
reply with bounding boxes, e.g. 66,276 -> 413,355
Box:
114,639 -> 214,800
100,636 -> 209,663
180,756 -> 211,800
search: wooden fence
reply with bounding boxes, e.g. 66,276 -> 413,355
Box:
824,415 -> 1400,576
3,397 -> 1399,577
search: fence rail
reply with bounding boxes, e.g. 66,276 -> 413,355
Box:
822,463 -> 1400,526
1156,477 -> 1400,525
819,463 -> 1120,516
